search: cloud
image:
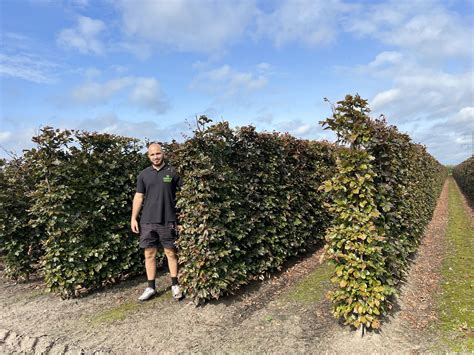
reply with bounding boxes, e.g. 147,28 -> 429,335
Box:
129,78 -> 169,114
75,113 -> 189,142
116,0 -> 257,53
410,114 -> 473,164
368,51 -> 403,69
346,0 -> 473,60
71,77 -> 133,103
371,89 -> 401,110
57,16 -> 105,54
453,107 -> 474,123
0,125 -> 37,159
256,0 -> 354,47
369,59 -> 473,122
0,131 -> 12,143
190,64 -> 268,97
0,53 -> 57,83
276,119 -> 322,138
70,76 -> 170,114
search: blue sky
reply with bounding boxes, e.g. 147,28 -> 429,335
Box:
1,0 -> 473,164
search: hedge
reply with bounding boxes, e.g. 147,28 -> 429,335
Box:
0,157 -> 45,279
22,127 -> 149,298
453,156 -> 474,201
174,117 -> 337,302
320,95 -> 447,330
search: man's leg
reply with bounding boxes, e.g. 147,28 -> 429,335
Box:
164,247 -> 182,300
144,247 -> 158,280
164,248 -> 178,278
138,247 -> 158,301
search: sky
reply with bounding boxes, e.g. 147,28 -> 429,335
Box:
0,0 -> 473,164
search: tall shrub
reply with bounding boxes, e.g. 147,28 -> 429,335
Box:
320,95 -> 446,330
0,157 -> 45,279
175,117 -> 336,302
453,156 -> 474,201
25,127 -> 148,298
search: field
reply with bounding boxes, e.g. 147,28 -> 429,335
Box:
1,176 -> 472,353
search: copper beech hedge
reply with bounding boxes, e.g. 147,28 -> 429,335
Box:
320,95 -> 447,330
172,117 -> 337,302
453,156 -> 474,201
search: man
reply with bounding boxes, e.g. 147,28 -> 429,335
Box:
131,142 -> 183,301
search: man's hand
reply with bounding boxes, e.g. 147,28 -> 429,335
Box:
131,219 -> 140,234
131,192 -> 144,234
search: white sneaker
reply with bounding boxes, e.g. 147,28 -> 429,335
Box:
171,285 -> 182,300
138,287 -> 156,301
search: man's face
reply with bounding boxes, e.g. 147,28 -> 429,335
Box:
148,144 -> 164,167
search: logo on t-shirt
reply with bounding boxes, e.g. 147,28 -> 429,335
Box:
163,175 -> 172,183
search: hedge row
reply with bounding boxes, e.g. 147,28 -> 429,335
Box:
1,98 -> 447,316
3,128 -> 150,298
173,117 -> 337,301
0,158 -> 44,279
1,122 -> 336,299
321,95 -> 447,329
453,156 -> 474,201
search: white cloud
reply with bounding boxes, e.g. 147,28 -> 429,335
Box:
57,16 -> 105,55
129,78 -> 169,114
346,0 -> 473,60
75,113 -> 188,141
116,0 -> 257,52
71,77 -> 133,103
368,51 -> 403,68
0,125 -> 37,159
452,107 -> 474,123
70,76 -> 169,114
190,64 -> 268,97
277,119 -> 322,138
371,89 -> 401,110
0,53 -> 57,83
256,0 -> 354,47
0,131 -> 12,143
369,63 -> 473,121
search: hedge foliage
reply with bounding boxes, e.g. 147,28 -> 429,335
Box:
0,157 -> 45,279
453,156 -> 474,201
174,117 -> 337,302
20,127 -> 148,298
320,95 -> 447,330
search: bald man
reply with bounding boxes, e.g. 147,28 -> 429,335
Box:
131,143 -> 183,301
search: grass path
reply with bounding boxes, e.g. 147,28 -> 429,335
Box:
436,177 -> 474,351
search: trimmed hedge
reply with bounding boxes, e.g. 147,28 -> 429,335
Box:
23,127 -> 149,298
320,95 -> 447,329
453,156 -> 474,201
0,158 -> 45,279
174,117 -> 337,302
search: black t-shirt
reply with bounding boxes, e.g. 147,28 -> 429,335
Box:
136,164 -> 182,224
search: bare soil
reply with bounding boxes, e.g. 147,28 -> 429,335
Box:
0,179 -> 460,354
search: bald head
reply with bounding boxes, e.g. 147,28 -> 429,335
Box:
147,143 -> 164,168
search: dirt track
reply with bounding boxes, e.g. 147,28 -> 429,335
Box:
0,179 -> 460,354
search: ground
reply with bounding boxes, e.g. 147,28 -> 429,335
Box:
0,177 -> 471,354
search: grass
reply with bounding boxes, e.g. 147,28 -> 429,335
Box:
285,261 -> 333,303
90,289 -> 171,325
436,178 -> 474,352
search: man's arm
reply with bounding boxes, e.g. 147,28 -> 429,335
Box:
131,192 -> 144,234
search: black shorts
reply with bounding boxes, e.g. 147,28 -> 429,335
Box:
139,223 -> 177,249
